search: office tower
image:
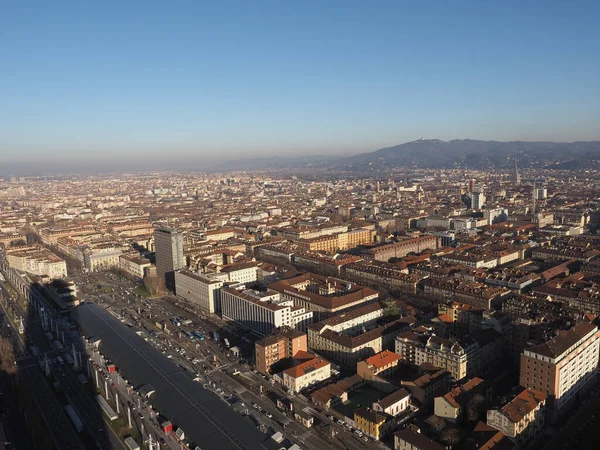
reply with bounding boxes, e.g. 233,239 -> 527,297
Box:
154,227 -> 185,291
519,322 -> 599,421
471,191 -> 486,210
468,179 -> 476,193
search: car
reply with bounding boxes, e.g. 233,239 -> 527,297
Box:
328,415 -> 334,421
252,403 -> 260,409
362,436 -> 369,442
354,430 -> 363,437
337,419 -> 344,425
265,412 -> 273,418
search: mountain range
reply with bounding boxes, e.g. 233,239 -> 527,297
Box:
342,139 -> 600,170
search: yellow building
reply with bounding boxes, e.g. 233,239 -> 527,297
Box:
353,407 -> 390,440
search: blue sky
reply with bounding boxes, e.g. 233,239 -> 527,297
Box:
1,0 -> 599,165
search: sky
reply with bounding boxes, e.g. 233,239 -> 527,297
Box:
1,0 -> 599,171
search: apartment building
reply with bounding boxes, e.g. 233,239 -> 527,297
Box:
344,261 -> 424,295
83,247 -> 122,272
278,224 -> 348,241
40,225 -> 98,245
220,288 -> 313,336
308,303 -> 416,368
269,272 -> 379,321
519,322 -> 600,421
434,377 -> 485,423
282,356 -> 331,393
220,261 -> 258,283
174,270 -> 228,314
423,278 -> 510,309
255,329 -> 308,374
357,350 -> 402,381
394,429 -> 445,450
396,328 -> 507,381
354,408 -> 391,441
487,388 -> 546,449
6,245 -> 67,279
118,253 -> 152,279
362,236 -> 438,262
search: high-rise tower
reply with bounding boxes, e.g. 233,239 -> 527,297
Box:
513,158 -> 521,185
154,227 -> 185,291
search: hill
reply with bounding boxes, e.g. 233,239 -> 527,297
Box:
342,139 -> 600,170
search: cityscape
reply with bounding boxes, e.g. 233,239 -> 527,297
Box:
2,2 -> 600,450
1,163 -> 600,450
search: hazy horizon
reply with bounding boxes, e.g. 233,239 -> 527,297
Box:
2,1 -> 600,168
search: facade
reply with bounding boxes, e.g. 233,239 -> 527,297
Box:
282,357 -> 331,393
362,236 -> 438,262
471,191 -> 486,210
270,272 -> 379,321
372,388 -> 411,417
396,328 -> 507,381
255,330 -> 308,374
221,288 -> 313,336
487,388 -> 546,449
220,262 -> 258,283
174,270 -> 227,314
344,261 -> 424,295
154,227 -> 185,290
433,377 -> 485,424
118,254 -> 152,279
357,350 -> 402,381
519,322 -> 600,421
394,429 -> 445,450
353,407 -> 391,440
83,247 -> 122,271
6,245 -> 67,279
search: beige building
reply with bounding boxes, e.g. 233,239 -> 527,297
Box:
174,270 -> 227,314
520,322 -> 599,421
119,253 -> 151,279
487,388 -> 546,448
6,245 -> 67,279
282,357 -> 331,393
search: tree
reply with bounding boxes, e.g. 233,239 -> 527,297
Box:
143,275 -> 165,296
384,299 -> 400,319
466,393 -> 486,422
0,336 -> 17,375
440,427 -> 461,446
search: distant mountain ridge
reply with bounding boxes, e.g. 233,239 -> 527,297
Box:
342,139 -> 600,170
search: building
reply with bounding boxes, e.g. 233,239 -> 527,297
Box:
362,236 -> 438,262
220,261 -> 258,283
269,272 -> 379,321
255,330 -> 308,374
487,388 -> 546,449
434,377 -> 485,424
118,254 -> 152,279
354,407 -> 391,441
464,422 -> 514,450
83,247 -> 122,272
394,429 -> 445,450
357,350 -> 402,381
5,245 -> 67,279
308,300 -> 416,368
396,328 -> 508,381
373,388 -> 411,417
154,227 -> 185,291
471,191 -> 486,211
402,367 -> 452,409
174,270 -> 228,314
221,288 -> 313,336
344,261 -> 424,295
519,322 -> 600,421
282,356 -> 331,393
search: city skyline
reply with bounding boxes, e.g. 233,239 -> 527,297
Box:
2,0 -> 600,166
